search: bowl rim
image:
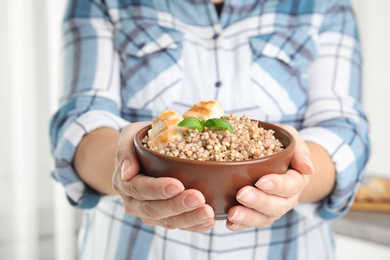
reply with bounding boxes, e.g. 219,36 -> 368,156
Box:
134,120 -> 296,166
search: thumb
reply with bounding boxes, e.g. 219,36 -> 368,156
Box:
290,139 -> 314,175
117,121 -> 150,181
277,124 -> 314,175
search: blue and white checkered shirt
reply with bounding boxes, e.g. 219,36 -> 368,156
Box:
50,0 -> 370,259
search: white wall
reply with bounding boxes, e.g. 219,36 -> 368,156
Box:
335,234 -> 390,260
351,0 -> 390,178
0,0 -> 73,259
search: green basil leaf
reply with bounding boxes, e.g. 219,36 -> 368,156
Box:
198,117 -> 205,125
204,118 -> 234,134
177,117 -> 204,131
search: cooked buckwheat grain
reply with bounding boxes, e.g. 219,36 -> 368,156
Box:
142,113 -> 284,161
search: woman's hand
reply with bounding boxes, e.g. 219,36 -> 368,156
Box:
226,125 -> 314,231
112,122 -> 215,232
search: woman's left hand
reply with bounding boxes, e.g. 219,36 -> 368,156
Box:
226,125 -> 314,231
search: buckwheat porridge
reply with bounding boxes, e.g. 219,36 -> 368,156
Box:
142,113 -> 284,161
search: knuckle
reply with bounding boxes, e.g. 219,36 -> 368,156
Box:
275,204 -> 289,217
123,203 -> 135,216
181,211 -> 195,226
181,225 -> 210,233
140,201 -> 159,220
291,184 -> 301,196
263,218 -> 275,227
166,199 -> 181,214
287,175 -> 303,196
141,218 -> 156,227
128,175 -> 153,200
158,218 -> 176,230
180,227 -> 196,233
127,180 -> 141,199
256,217 -> 275,227
145,180 -> 163,198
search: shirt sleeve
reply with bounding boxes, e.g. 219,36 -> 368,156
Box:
50,0 -> 129,209
298,0 -> 370,220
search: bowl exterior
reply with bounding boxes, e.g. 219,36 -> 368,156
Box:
134,121 -> 295,219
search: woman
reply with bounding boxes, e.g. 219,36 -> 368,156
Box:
50,0 -> 370,259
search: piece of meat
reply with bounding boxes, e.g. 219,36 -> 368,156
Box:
147,109 -> 185,149
182,100 -> 224,121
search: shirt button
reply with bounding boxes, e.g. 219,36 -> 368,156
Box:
212,34 -> 219,40
215,81 -> 222,87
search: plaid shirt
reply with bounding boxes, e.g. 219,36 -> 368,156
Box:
50,0 -> 370,259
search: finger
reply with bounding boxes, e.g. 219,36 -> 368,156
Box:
125,189 -> 206,219
277,124 -> 314,175
227,205 -> 275,230
226,221 -> 249,232
117,122 -> 150,181
235,186 -> 295,218
118,173 -> 185,200
291,146 -> 314,176
255,170 -> 309,198
141,204 -> 215,230
180,219 -> 215,233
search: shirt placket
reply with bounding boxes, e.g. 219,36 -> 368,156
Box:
207,1 -> 232,100
211,0 -> 243,100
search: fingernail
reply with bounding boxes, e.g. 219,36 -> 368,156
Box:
229,210 -> 245,222
164,184 -> 183,196
256,179 -> 274,191
121,159 -> 131,180
237,189 -> 256,204
184,195 -> 203,208
304,157 -> 314,174
196,207 -> 213,221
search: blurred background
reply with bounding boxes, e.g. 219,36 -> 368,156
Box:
0,0 -> 389,259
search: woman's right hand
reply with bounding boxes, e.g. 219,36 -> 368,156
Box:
112,122 -> 215,232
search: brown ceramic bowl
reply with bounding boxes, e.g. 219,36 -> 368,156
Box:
134,121 -> 295,220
